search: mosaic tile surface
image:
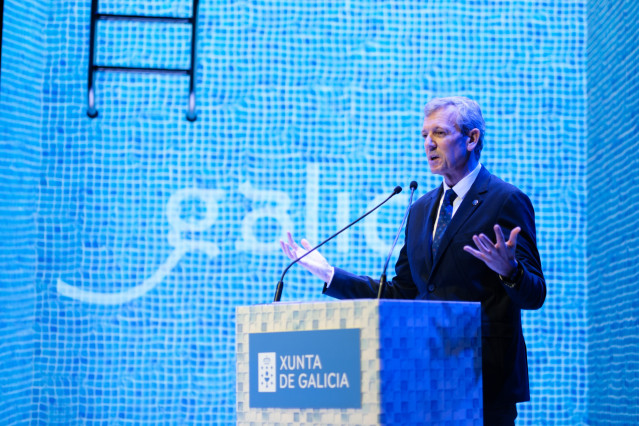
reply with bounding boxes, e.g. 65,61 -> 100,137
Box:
587,0 -> 639,424
0,0 -> 590,424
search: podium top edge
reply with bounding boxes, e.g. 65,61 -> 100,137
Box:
235,299 -> 480,313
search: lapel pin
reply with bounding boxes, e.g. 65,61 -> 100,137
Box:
472,199 -> 479,206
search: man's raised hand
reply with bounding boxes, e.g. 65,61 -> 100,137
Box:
280,231 -> 334,283
463,224 -> 520,278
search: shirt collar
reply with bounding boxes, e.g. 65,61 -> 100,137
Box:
443,162 -> 482,200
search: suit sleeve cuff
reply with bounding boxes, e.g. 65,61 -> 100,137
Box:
499,261 -> 524,289
323,266 -> 336,289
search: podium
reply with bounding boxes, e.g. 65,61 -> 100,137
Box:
236,300 -> 482,425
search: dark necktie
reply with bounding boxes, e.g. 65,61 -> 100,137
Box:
432,188 -> 457,258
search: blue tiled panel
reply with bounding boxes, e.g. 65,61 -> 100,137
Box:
95,20 -> 192,70
98,0 -> 193,17
0,0 -> 48,424
378,301 -> 482,425
587,0 -> 639,424
1,0 -> 589,424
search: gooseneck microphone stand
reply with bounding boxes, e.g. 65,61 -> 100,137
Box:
274,186 -> 403,302
377,181 -> 418,299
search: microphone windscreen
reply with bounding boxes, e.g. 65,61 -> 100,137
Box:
393,186 -> 402,194
410,181 -> 418,190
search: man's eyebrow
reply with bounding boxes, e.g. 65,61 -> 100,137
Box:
422,126 -> 446,135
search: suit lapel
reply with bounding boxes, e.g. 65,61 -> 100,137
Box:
431,167 -> 492,271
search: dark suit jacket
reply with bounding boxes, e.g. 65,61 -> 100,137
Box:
324,166 -> 546,407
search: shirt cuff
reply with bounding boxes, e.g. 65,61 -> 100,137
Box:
324,266 -> 336,288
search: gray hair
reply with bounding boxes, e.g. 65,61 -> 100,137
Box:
423,96 -> 486,159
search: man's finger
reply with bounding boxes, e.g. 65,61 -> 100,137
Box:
493,224 -> 506,246
463,245 -> 485,260
476,234 -> 495,252
507,227 -> 521,248
280,240 -> 294,259
287,231 -> 299,249
301,239 -> 313,251
472,235 -> 488,252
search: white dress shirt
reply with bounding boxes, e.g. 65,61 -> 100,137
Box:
432,163 -> 483,237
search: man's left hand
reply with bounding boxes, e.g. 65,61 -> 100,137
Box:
463,224 -> 520,277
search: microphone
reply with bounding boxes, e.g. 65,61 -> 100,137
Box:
274,185 -> 403,302
377,181 -> 418,299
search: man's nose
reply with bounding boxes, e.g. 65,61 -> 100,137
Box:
424,134 -> 435,149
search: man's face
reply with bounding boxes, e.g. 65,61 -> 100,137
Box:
422,106 -> 475,186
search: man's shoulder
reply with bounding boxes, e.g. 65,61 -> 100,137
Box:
486,172 -> 529,197
414,185 -> 441,207
413,169 -> 532,205
483,171 -> 535,213
486,172 -> 521,193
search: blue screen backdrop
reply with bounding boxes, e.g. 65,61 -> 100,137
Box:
2,0 -> 631,424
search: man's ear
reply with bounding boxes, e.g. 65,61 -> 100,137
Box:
467,128 -> 480,152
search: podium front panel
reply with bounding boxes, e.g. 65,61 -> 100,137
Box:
236,300 -> 482,425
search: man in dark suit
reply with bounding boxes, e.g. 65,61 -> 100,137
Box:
281,96 -> 546,425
